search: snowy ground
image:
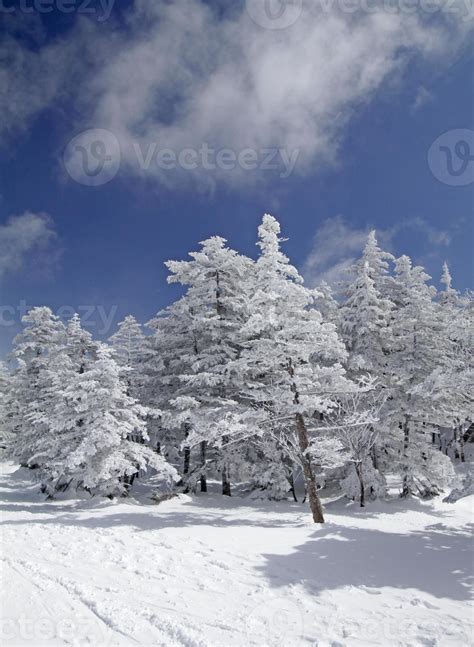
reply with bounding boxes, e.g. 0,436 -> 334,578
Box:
1,462 -> 472,647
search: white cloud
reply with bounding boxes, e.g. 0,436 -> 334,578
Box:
0,212 -> 57,281
302,216 -> 371,287
0,3 -> 472,190
411,86 -> 433,112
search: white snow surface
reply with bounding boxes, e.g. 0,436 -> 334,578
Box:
1,462 -> 472,647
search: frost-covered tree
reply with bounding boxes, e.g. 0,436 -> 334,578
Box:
109,315 -> 148,399
9,307 -> 66,468
38,343 -> 177,497
65,313 -> 96,373
0,362 -> 13,449
325,387 -> 387,506
387,256 -> 455,497
232,215 -> 351,522
150,237 -> 254,494
313,281 -> 340,327
359,230 -> 394,296
340,260 -> 393,377
420,267 -> 473,460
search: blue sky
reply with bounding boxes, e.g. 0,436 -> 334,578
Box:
0,1 -> 473,356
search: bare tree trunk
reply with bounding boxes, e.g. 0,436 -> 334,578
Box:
183,446 -> 190,477
288,473 -> 298,502
453,426 -> 460,459
287,357 -> 324,523
295,412 -> 325,523
401,416 -> 411,497
222,464 -> 231,496
181,423 -> 191,493
200,441 -> 207,492
354,463 -> 365,507
459,425 -> 465,463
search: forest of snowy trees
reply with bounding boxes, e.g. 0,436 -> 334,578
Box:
1,215 -> 472,523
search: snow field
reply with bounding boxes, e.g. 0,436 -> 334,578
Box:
1,463 -> 472,647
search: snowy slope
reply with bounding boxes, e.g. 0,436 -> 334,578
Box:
1,462 -> 472,647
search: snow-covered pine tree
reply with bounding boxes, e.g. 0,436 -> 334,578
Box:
359,230 -> 394,296
146,296 -> 205,486
65,313 -> 97,373
421,266 -> 473,460
387,256 -> 455,497
313,281 -> 340,327
8,307 -> 66,468
39,342 -> 177,497
0,361 -> 13,449
109,315 -> 153,446
338,254 -> 394,499
109,315 -> 148,399
234,214 -> 351,522
150,236 -> 254,495
340,260 -> 393,377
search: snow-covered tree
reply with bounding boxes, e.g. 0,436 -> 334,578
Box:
420,268 -> 473,460
65,313 -> 96,373
149,237 -> 254,494
38,343 -> 177,497
387,256 -> 455,497
109,315 -> 148,399
231,215 -> 351,522
340,260 -> 393,377
0,362 -> 12,449
359,230 -> 394,296
8,307 -> 66,468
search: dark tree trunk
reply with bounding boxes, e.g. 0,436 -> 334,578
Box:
200,441 -> 208,492
401,416 -> 411,497
288,473 -> 298,502
354,463 -> 365,507
459,425 -> 465,462
183,446 -> 190,476
222,464 -> 231,496
453,427 -> 460,459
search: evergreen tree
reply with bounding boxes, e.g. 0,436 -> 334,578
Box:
0,361 -> 12,449
234,215 -> 351,522
39,343 -> 177,497
150,236 -> 254,494
109,315 -> 148,399
387,256 -> 455,497
9,307 -> 66,468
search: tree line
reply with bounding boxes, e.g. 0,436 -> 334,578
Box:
1,215 -> 472,522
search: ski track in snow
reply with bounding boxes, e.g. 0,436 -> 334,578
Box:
1,463 -> 473,647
